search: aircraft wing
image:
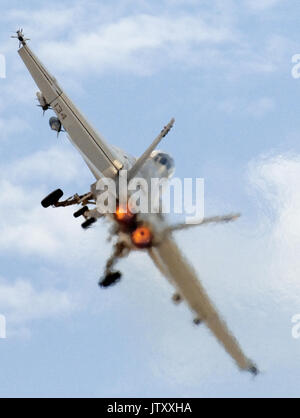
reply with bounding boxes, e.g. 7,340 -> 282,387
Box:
18,41 -> 123,179
149,235 -> 257,374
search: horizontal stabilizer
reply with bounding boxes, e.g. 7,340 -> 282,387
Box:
165,213 -> 241,234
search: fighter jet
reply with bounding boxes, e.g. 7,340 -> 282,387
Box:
13,30 -> 258,375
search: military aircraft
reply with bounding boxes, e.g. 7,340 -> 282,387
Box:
13,30 -> 258,375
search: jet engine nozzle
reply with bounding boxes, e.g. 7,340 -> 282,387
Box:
131,226 -> 153,248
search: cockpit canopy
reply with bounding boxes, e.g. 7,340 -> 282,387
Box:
151,151 -> 175,178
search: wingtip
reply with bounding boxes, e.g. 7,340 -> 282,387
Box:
11,29 -> 29,47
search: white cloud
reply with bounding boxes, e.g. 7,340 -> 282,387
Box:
37,13 -> 235,76
219,96 -> 275,117
0,145 -> 97,259
2,4 -> 82,44
249,154 -> 300,295
246,97 -> 275,117
246,0 -> 284,11
8,5 -> 286,80
0,0 -> 291,92
0,116 -> 30,139
0,278 -> 76,325
5,145 -> 90,185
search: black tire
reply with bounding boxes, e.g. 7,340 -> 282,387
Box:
81,217 -> 97,229
99,271 -> 122,288
73,206 -> 88,218
41,189 -> 64,208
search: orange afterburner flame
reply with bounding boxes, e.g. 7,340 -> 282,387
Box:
115,204 -> 135,224
131,226 -> 153,248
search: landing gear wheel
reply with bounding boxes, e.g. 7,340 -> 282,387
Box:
73,206 -> 88,218
99,271 -> 122,288
81,217 -> 97,229
41,189 -> 64,208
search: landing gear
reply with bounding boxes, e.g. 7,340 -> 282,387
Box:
42,189 -> 95,209
99,271 -> 122,288
41,188 -> 98,229
81,217 -> 97,229
98,242 -> 130,289
193,318 -> 202,326
73,206 -> 88,218
41,189 -> 64,208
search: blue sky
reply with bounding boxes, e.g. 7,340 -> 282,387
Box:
1,0 -> 300,397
